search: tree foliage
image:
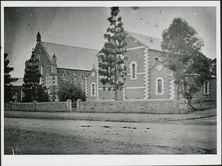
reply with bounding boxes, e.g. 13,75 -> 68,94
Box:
4,53 -> 18,102
22,50 -> 49,102
58,82 -> 86,102
37,85 -> 50,102
98,7 -> 127,100
161,17 -> 212,100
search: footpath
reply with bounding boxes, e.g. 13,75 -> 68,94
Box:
4,108 -> 217,123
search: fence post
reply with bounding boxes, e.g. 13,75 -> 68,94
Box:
179,99 -> 188,113
66,99 -> 72,112
77,99 -> 82,112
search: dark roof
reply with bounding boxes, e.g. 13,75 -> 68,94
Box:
41,42 -> 99,71
11,78 -> 23,86
125,31 -> 162,51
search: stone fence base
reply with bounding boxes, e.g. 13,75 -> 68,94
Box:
77,99 -> 188,114
8,99 -> 72,112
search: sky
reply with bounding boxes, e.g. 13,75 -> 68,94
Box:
3,5 -> 218,78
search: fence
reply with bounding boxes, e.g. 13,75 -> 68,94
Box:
8,99 -> 72,112
77,99 -> 188,114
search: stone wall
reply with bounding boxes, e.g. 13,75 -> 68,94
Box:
9,100 -> 72,112
77,99 -> 188,114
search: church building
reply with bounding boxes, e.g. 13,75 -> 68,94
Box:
32,32 -> 99,101
29,31 -> 216,102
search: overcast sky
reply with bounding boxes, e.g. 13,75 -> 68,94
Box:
3,5 -> 217,77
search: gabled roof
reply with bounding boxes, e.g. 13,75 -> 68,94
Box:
86,67 -> 97,77
149,60 -> 169,71
40,42 -> 99,71
125,31 -> 162,51
11,78 -> 23,86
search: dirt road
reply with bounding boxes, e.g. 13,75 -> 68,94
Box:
4,117 -> 216,154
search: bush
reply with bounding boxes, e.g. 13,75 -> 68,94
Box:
58,82 -> 86,102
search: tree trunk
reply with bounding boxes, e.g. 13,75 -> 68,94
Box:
114,54 -> 117,101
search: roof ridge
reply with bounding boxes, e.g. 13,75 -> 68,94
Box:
124,30 -> 161,41
41,41 -> 99,51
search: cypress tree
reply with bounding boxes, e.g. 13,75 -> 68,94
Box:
22,50 -> 43,102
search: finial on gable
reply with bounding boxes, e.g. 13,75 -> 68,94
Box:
150,37 -> 153,43
36,29 -> 41,42
52,53 -> 57,64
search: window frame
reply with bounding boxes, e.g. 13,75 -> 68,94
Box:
155,77 -> 164,95
91,82 -> 96,97
203,80 -> 210,95
129,61 -> 138,80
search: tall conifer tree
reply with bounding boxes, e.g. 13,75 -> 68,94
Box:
23,50 -> 48,102
4,53 -> 18,103
98,7 -> 127,100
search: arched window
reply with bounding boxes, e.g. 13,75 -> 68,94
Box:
132,63 -> 136,79
91,82 -> 96,96
158,79 -> 162,93
63,73 -> 67,81
155,77 -> 164,95
129,61 -> 137,80
203,80 -> 209,95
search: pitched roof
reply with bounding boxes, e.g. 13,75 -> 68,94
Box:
11,78 -> 23,86
41,42 -> 99,71
125,31 -> 162,51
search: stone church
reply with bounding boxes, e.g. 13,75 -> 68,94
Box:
31,31 -> 216,102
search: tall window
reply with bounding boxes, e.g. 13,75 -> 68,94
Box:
132,63 -> 135,79
158,79 -> 162,93
130,61 -> 137,80
91,82 -> 96,96
156,77 -> 164,95
204,80 -> 209,95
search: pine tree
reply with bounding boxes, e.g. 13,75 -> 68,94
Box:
22,50 -> 47,102
161,17 -> 211,101
98,7 -> 127,100
4,53 -> 18,103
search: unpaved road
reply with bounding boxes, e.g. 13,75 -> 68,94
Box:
4,117 -> 216,154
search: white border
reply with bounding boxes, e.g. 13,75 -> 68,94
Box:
1,1 -> 221,166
